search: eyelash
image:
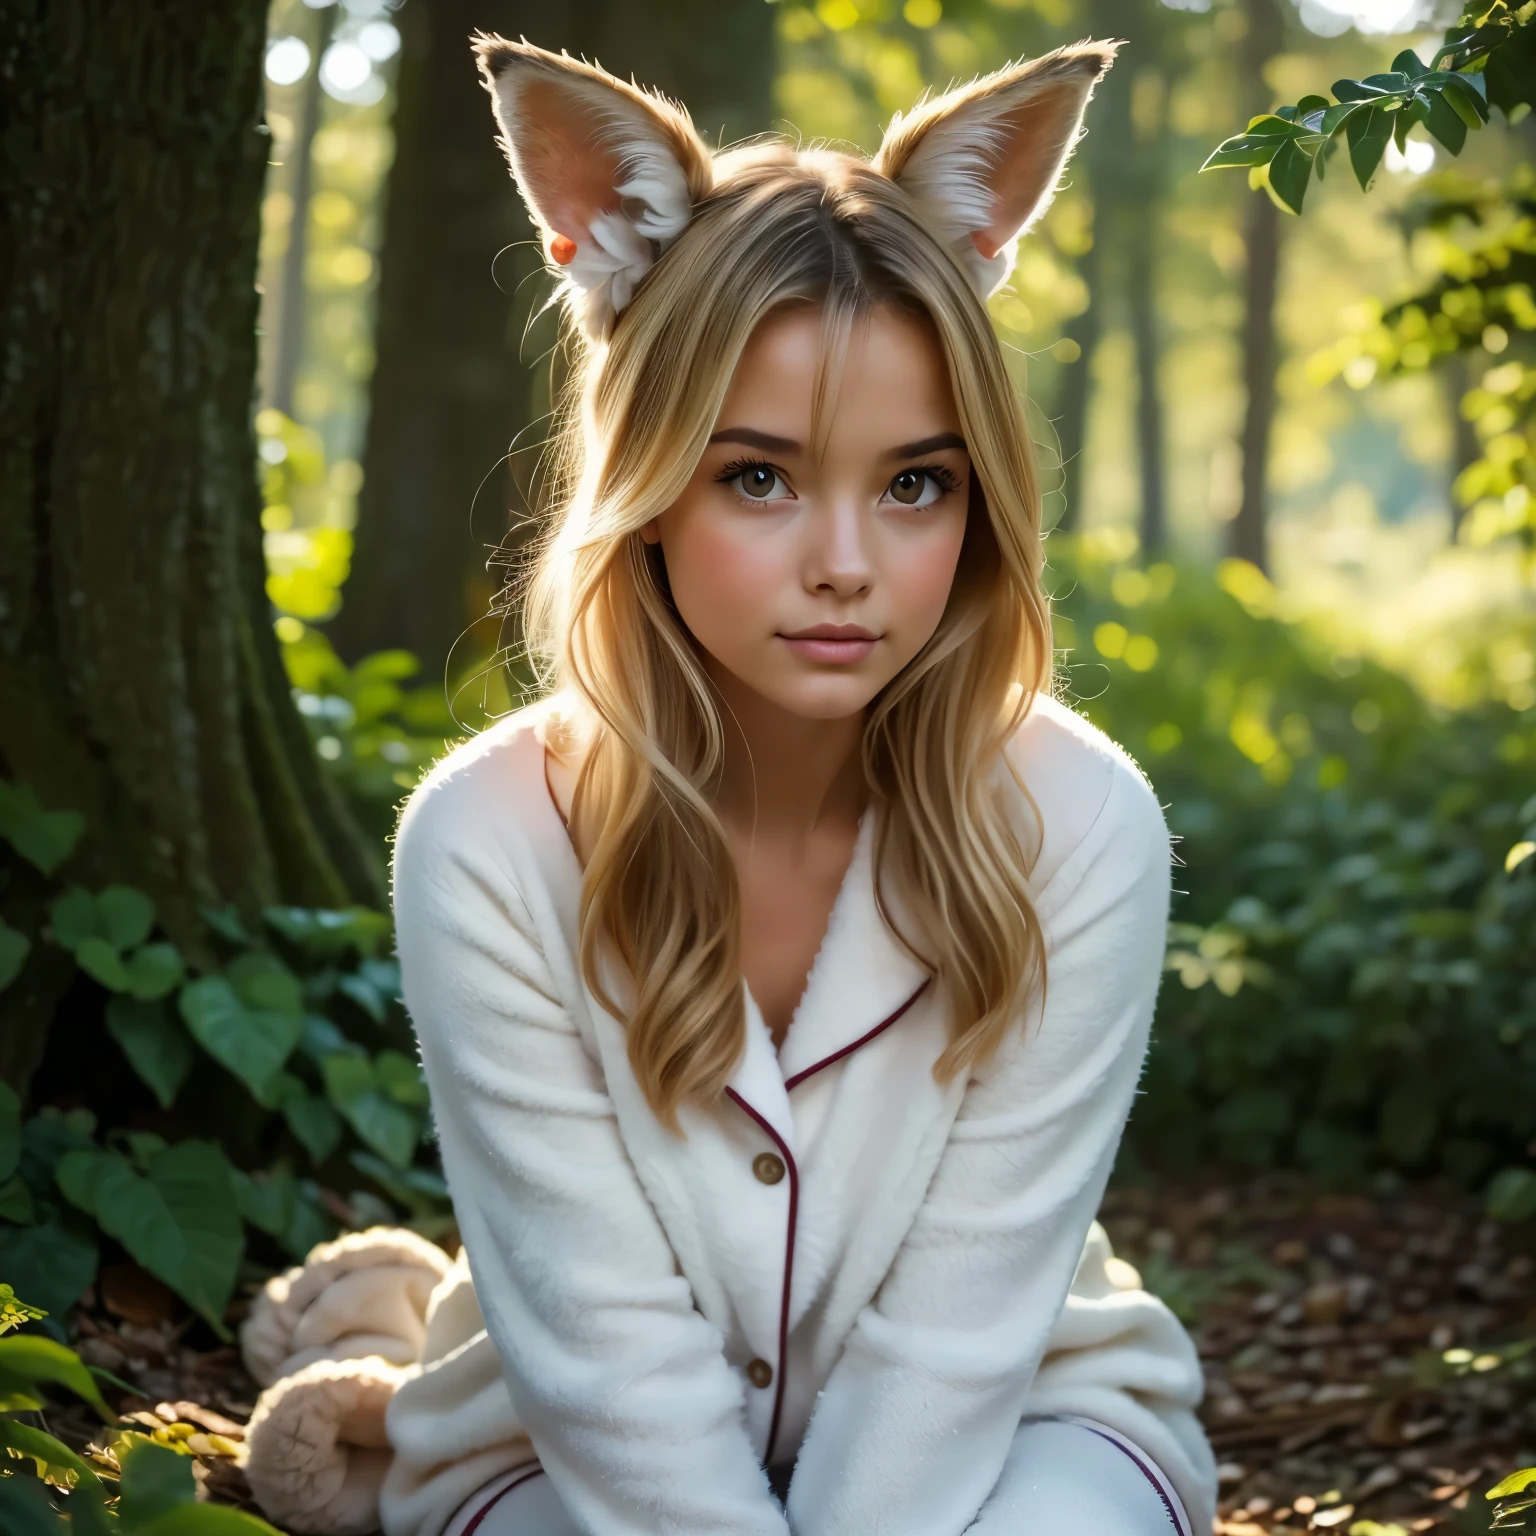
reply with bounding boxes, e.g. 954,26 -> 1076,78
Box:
713,457 -> 962,504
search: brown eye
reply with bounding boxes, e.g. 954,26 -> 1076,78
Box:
888,469 -> 935,507
729,465 -> 788,501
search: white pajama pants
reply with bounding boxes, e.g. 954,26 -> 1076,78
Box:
442,1414 -> 1193,1536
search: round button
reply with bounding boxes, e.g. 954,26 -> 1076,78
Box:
753,1152 -> 785,1185
746,1358 -> 774,1389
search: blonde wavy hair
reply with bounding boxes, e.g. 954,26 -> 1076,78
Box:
476,35 -> 1119,1130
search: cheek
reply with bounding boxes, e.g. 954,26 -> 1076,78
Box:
886,515 -> 968,639
661,506 -> 786,646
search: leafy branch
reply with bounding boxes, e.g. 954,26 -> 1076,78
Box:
1200,0 -> 1535,214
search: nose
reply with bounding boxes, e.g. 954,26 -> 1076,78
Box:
803,489 -> 874,600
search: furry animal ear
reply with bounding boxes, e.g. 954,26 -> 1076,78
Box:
875,40 -> 1122,302
472,35 -> 713,339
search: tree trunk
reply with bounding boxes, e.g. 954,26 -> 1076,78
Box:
331,0 -> 777,679
1126,192 -> 1168,556
1227,0 -> 1286,572
0,0 -> 379,1088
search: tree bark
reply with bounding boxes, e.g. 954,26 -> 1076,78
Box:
331,0 -> 777,679
0,0 -> 379,1089
1227,0 -> 1286,571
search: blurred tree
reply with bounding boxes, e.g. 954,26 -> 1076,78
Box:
1230,0 -> 1287,572
331,0 -> 777,683
0,0 -> 379,1084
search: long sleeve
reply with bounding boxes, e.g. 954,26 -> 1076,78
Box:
391,776 -> 791,1536
784,760 -> 1174,1536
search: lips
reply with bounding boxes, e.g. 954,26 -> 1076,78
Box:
778,625 -> 879,664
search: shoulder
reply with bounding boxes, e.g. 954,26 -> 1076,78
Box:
1001,691 -> 1168,898
390,696 -> 563,889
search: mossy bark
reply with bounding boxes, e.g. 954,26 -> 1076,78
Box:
0,0 -> 380,1090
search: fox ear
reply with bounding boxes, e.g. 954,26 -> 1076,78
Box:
472,34 -> 713,339
875,40 -> 1122,302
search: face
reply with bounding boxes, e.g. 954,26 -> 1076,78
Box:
641,302 -> 972,722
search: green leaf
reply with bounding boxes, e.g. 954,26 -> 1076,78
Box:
124,942 -> 185,1001
1420,88 -> 1468,153
284,1179 -> 339,1260
0,1173 -> 35,1223
49,887 -> 100,950
75,935 -> 130,991
0,919 -> 31,992
1440,71 -> 1490,127
1486,1165 -> 1536,1224
1267,136 -> 1313,213
0,1334 -> 111,1415
0,782 -> 84,876
0,1416 -> 104,1489
106,997 -> 194,1111
1390,47 -> 1429,79
55,1142 -> 242,1335
0,1470 -> 62,1536
232,1167 -> 295,1241
375,1049 -> 429,1107
1200,116 -> 1301,172
284,1092 -> 343,1165
323,1055 -> 420,1170
117,1435 -> 197,1525
1345,103 -> 1392,190
96,886 -> 156,951
1484,20 -> 1536,114
135,1504 -> 288,1536
179,953 -> 305,1096
0,1080 -> 19,1183
200,903 -> 251,944
0,1217 -> 98,1318
264,904 -> 391,959
1488,1467 -> 1536,1500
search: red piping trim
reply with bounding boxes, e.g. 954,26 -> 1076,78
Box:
725,978 -> 930,1468
723,1086 -> 797,1467
783,978 -> 931,1091
460,1466 -> 547,1536
1063,1421 -> 1189,1536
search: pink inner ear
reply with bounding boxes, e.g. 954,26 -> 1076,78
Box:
979,80 -> 1085,252
515,77 -> 626,251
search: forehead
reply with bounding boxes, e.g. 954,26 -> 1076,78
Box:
718,303 -> 960,452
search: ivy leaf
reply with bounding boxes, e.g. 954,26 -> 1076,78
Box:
375,1049 -> 429,1107
0,1079 -> 19,1183
0,782 -> 84,876
264,904 -> 391,959
106,997 -> 194,1111
284,1092 -> 343,1166
200,903 -> 252,944
0,1216 -> 98,1318
323,1054 -> 421,1170
134,1503 -> 288,1536
49,886 -> 100,949
76,935 -> 130,991
0,1333 -> 112,1415
179,952 -> 305,1096
232,1166 -> 295,1241
96,886 -> 156,950
0,918 -> 31,992
55,1142 -> 242,1335
1486,1165 -> 1536,1224
125,941 -> 186,1001
0,1174 -> 35,1223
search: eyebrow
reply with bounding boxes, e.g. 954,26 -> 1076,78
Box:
707,427 -> 968,458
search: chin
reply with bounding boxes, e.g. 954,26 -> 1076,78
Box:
761,674 -> 885,721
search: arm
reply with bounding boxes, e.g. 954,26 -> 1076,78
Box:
392,776 -> 791,1536
784,761 -> 1172,1536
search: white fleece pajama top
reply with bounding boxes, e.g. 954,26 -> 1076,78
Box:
379,693 -> 1219,1536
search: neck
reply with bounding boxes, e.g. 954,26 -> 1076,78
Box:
704,660 -> 868,844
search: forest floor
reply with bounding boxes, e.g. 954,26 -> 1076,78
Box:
39,1171 -> 1536,1536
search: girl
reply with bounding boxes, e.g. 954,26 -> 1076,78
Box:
239,34 -> 1219,1536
